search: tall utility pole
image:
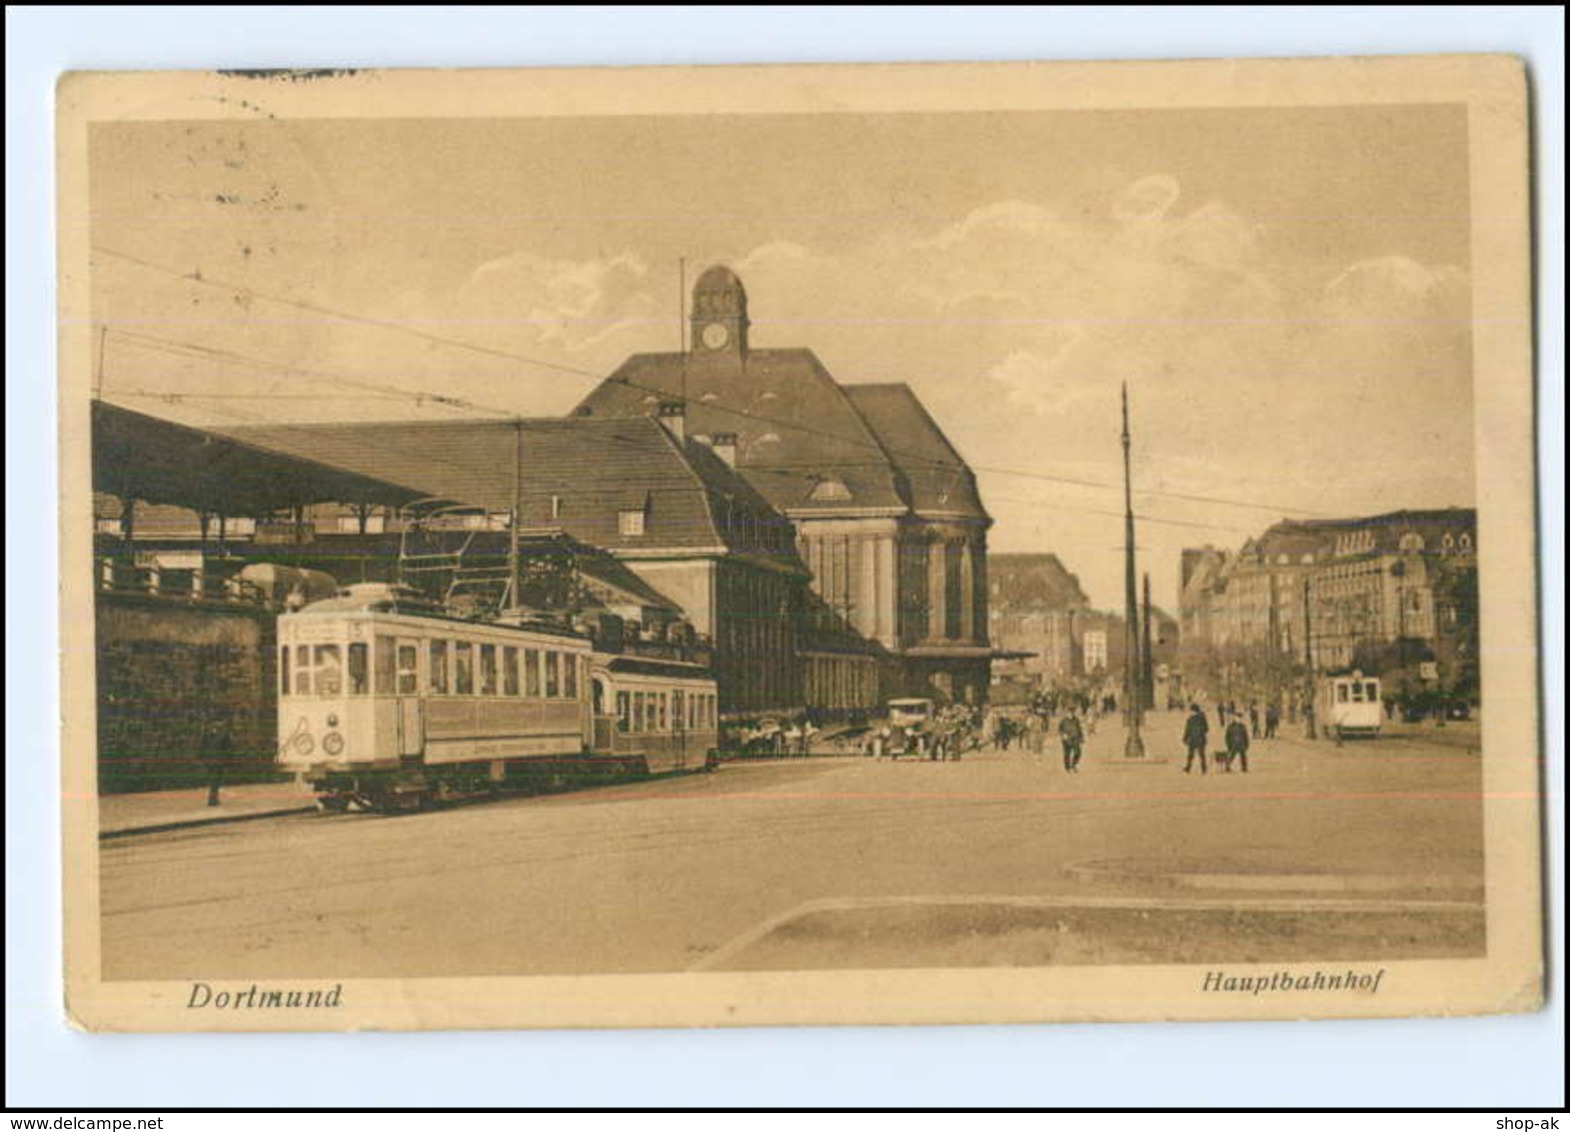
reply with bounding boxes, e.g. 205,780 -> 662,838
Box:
1121,383 -> 1146,758
508,419 -> 523,612
1141,571 -> 1156,711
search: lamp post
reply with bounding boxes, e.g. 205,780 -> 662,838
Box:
1303,572 -> 1317,740
1121,383 -> 1145,758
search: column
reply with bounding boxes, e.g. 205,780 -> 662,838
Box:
926,535 -> 947,641
958,539 -> 975,642
875,536 -> 895,646
859,535 -> 878,639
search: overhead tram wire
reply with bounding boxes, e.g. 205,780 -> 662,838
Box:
105,327 -> 518,419
92,244 -> 1333,522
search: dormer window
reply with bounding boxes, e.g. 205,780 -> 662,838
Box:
809,476 -> 853,502
618,509 -> 646,537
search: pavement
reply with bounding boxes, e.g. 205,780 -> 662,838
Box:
97,779 -> 317,838
93,711 -> 1478,839
97,707 -> 1491,980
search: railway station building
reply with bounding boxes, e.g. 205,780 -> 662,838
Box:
572,264 -> 996,708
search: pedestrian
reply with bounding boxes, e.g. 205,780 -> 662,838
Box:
1183,703 -> 1210,775
1223,716 -> 1251,773
1058,711 -> 1085,773
1265,702 -> 1280,739
1249,702 -> 1261,739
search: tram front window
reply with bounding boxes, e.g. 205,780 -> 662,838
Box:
315,645 -> 342,697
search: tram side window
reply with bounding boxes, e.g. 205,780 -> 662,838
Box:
503,647 -> 519,697
672,690 -> 684,730
525,649 -> 541,697
280,645 -> 291,697
545,652 -> 561,698
564,653 -> 579,699
1365,681 -> 1379,702
657,692 -> 667,731
480,644 -> 498,696
454,642 -> 474,695
397,644 -> 418,694
294,644 -> 312,695
616,691 -> 631,732
632,691 -> 645,732
347,642 -> 369,696
430,640 -> 449,695
1336,683 -> 1349,704
374,637 -> 396,694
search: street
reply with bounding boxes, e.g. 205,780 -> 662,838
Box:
99,712 -> 1486,980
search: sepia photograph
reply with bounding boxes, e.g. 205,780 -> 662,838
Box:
55,53 -> 1543,1033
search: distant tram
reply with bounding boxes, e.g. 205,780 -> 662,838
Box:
276,584 -> 719,811
1316,672 -> 1384,741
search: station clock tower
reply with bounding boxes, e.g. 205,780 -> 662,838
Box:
689,264 -> 750,360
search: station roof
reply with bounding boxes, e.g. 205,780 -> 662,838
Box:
224,415 -> 801,562
92,400 -> 425,516
574,354 -> 987,521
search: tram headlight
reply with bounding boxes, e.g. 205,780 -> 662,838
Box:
326,713 -> 339,728
322,731 -> 345,757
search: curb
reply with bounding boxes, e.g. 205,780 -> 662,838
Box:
1063,859 -> 1483,895
99,805 -> 317,841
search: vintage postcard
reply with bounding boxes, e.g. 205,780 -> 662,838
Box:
58,55 -> 1542,1032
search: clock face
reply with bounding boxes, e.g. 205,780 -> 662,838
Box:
702,322 -> 730,350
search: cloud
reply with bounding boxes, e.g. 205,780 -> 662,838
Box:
914,200 -> 1066,251
1111,174 -> 1181,225
456,250 -> 657,352
1320,256 -> 1469,321
984,335 -> 1091,414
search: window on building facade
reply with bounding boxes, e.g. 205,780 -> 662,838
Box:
618,509 -> 646,537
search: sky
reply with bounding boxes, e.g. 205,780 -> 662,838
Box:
86,102 -> 1476,611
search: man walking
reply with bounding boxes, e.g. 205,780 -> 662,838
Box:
1265,701 -> 1281,739
1183,703 -> 1210,775
1249,702 -> 1261,739
1224,715 -> 1251,773
1058,710 -> 1085,774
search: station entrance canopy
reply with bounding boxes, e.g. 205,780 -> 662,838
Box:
92,400 -> 425,516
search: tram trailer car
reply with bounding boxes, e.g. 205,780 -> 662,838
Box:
276,586 -> 719,811
1315,672 -> 1384,741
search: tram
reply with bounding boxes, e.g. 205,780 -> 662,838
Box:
275,584 -> 719,810
1315,671 -> 1384,741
